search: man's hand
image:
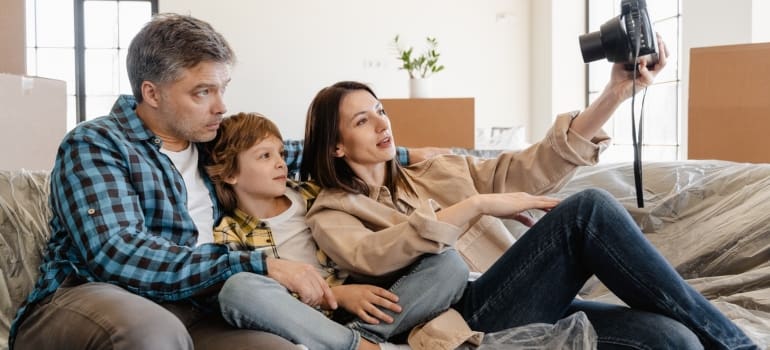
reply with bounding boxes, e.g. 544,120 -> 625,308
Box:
407,147 -> 452,165
266,257 -> 337,309
330,284 -> 402,324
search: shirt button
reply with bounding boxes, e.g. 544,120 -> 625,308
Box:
87,208 -> 96,215
152,137 -> 161,145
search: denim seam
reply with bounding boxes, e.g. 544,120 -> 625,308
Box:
348,321 -> 387,344
597,335 -> 652,350
222,302 -> 360,350
353,251 -> 464,341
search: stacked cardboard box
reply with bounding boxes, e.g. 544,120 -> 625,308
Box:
688,42 -> 770,163
0,74 -> 67,170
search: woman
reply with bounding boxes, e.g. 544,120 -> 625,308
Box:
299,39 -> 759,349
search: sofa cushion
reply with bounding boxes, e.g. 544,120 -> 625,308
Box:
0,170 -> 51,350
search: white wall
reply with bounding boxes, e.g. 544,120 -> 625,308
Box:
530,1 -> 553,142
5,0 -> 766,165
161,0 -> 532,140
530,0 -> 585,141
753,0 -> 770,43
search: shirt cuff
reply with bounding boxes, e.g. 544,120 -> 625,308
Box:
408,199 -> 464,246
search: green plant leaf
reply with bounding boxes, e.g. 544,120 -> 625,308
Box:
392,34 -> 445,78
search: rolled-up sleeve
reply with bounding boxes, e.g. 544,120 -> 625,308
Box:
464,112 -> 610,196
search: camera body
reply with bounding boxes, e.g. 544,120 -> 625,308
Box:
579,0 -> 658,70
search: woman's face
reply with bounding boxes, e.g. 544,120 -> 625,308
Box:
334,89 -> 397,171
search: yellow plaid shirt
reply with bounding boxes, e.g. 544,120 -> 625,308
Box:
213,180 -> 346,289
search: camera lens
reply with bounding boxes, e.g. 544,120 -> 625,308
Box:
579,31 -> 605,63
579,16 -> 631,64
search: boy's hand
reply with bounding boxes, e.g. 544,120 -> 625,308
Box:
266,257 -> 337,309
330,284 -> 401,324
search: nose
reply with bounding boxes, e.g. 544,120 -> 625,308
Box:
374,113 -> 389,133
276,156 -> 286,169
213,91 -> 227,115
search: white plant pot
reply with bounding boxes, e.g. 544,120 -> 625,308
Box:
409,78 -> 431,98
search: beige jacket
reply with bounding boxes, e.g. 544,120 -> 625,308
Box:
306,112 -> 610,348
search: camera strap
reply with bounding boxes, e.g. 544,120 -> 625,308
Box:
631,75 -> 648,208
630,9 -> 646,208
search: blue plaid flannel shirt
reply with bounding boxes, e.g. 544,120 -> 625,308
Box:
10,94 -> 409,346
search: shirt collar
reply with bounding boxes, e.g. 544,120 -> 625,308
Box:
364,170 -> 420,211
231,207 -> 268,230
111,94 -> 156,143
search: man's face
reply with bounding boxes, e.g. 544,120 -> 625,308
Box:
155,61 -> 231,145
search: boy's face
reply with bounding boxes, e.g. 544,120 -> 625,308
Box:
226,135 -> 288,202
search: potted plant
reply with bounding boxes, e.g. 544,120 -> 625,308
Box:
392,35 -> 445,98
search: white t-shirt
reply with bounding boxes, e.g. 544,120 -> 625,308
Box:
161,144 -> 214,246
264,189 -> 328,277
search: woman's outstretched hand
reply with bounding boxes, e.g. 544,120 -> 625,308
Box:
474,192 -> 560,226
608,33 -> 669,100
438,192 -> 560,228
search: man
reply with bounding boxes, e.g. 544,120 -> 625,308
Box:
11,13 -> 442,350
10,13 -> 300,350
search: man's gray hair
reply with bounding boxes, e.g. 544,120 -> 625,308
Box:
127,13 -> 235,103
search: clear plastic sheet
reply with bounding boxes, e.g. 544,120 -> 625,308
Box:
493,160 -> 770,349
472,312 -> 596,350
0,170 -> 51,350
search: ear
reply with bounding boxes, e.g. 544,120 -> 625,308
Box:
224,175 -> 238,185
333,144 -> 345,158
141,81 -> 162,108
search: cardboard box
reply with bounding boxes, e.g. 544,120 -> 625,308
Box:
0,74 -> 67,170
0,0 -> 25,75
380,98 -> 474,148
688,42 -> 770,163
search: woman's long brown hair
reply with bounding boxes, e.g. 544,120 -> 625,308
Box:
300,81 -> 404,200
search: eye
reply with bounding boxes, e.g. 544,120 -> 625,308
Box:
196,89 -> 210,97
377,107 -> 387,116
259,152 -> 271,159
355,117 -> 368,126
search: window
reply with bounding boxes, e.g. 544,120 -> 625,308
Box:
586,0 -> 681,162
25,0 -> 157,129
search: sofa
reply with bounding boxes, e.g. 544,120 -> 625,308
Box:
2,160 -> 770,349
0,170 -> 50,350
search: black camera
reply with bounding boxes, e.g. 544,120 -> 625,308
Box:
579,0 -> 658,70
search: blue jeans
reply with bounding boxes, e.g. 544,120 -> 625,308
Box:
453,188 -> 758,350
218,249 -> 468,350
